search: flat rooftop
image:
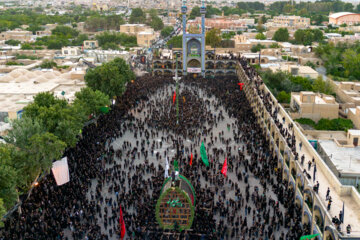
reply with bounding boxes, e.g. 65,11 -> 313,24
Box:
318,140 -> 360,175
292,94 -> 327,104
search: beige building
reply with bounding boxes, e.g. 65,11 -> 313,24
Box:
0,30 -> 33,42
266,15 -> 310,28
269,65 -> 319,79
328,33 -> 360,45
333,81 -> 360,106
83,40 -> 99,49
0,68 -> 85,122
137,31 -> 156,47
120,24 -> 148,35
290,91 -> 339,121
90,3 -> 109,11
329,12 -> 360,25
85,49 -> 130,63
239,61 -> 360,240
234,35 -> 277,51
348,106 -> 360,129
61,47 -> 81,56
36,30 -> 52,37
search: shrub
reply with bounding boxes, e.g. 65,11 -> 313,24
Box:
295,118 -> 316,127
6,61 -> 23,66
5,39 -> 21,46
40,60 -> 57,69
16,54 -> 38,60
296,118 -> 353,131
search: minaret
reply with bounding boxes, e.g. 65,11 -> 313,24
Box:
181,0 -> 187,75
200,0 -> 206,76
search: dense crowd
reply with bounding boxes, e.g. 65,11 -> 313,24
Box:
1,59 -> 309,240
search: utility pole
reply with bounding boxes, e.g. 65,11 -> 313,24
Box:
173,53 -> 181,172
174,53 -> 180,125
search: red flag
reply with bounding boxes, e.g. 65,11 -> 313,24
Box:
119,206 -> 126,240
172,91 -> 176,104
221,158 -> 228,177
190,153 -> 193,166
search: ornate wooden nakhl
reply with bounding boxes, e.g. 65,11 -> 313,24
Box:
155,174 -> 196,231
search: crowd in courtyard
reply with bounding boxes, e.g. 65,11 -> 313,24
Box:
0,59 -> 313,240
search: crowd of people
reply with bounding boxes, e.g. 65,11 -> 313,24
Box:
0,60 -> 312,240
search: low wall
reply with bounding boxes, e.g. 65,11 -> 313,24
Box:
237,61 -> 360,212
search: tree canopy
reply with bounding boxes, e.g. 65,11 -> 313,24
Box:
261,70 -> 333,103
84,15 -> 125,32
23,92 -> 85,147
294,29 -> 323,45
272,28 -> 289,42
167,35 -> 182,48
85,58 -> 135,98
73,87 -> 110,117
161,26 -> 173,38
205,29 -> 221,48
315,42 -> 360,80
96,32 -> 137,49
129,8 -> 146,24
236,2 -> 265,11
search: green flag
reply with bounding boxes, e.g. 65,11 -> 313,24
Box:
300,233 -> 320,240
100,106 -> 109,114
200,142 -> 209,167
174,159 -> 179,171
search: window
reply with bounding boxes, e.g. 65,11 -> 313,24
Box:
64,50 -> 68,54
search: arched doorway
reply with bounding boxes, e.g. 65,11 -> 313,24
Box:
314,205 -> 325,233
324,226 -> 336,240
227,61 -> 236,69
205,70 -> 214,77
154,70 -> 162,76
187,38 -> 201,57
216,61 -> 225,69
304,189 -> 313,210
215,71 -> 224,76
188,59 -> 201,68
206,61 -> 214,69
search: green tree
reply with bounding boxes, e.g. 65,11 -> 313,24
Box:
277,91 -> 291,103
85,58 -> 135,97
73,87 -> 110,116
5,39 -> 20,46
23,92 -> 86,147
167,35 -> 182,48
273,28 -> 289,42
40,60 -> 57,69
283,4 -> 294,13
5,117 -> 44,150
342,49 -> 360,79
27,132 -> 66,172
21,43 -> 33,50
0,145 -> 18,210
161,26 -> 173,38
270,43 -> 280,48
150,16 -> 164,31
251,44 -> 265,53
294,29 -> 305,44
205,28 -> 221,48
189,6 -> 201,20
96,32 -> 137,48
222,32 -> 235,40
129,8 -> 146,24
0,198 -> 6,227
255,33 -> 266,40
72,34 -> 88,46
102,42 -> 119,50
52,25 -> 79,38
